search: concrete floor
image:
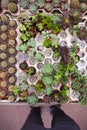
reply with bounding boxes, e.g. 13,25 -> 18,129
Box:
0,103 -> 87,130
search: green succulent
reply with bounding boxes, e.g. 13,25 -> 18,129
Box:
45,86 -> 53,95
20,31 -> 32,42
37,0 -> 45,8
19,0 -> 27,8
53,0 -> 59,7
27,38 -> 36,47
27,94 -> 38,105
42,75 -> 53,86
36,23 -> 44,31
20,44 -> 28,51
42,63 -> 53,75
35,52 -> 45,61
45,3 -> 53,12
19,81 -> 29,91
28,3 -> 38,13
19,25 -> 26,32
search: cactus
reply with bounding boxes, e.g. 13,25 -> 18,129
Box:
70,0 -> 80,9
8,2 -> 18,13
27,94 -> 38,105
1,33 -> 8,41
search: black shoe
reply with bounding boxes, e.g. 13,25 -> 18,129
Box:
30,107 -> 41,114
50,104 -> 61,115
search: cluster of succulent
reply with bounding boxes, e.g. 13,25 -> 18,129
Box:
18,0 -> 69,13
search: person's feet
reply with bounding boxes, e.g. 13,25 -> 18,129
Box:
50,104 -> 61,115
30,107 -> 41,114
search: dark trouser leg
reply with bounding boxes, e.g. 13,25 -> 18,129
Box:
51,107 -> 80,130
21,107 -> 45,130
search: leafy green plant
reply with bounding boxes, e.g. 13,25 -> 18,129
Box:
71,25 -> 80,36
53,63 -> 74,84
43,37 -> 52,47
35,81 -> 44,94
13,86 -> 20,95
20,31 -> 32,42
27,94 -> 38,105
19,25 -> 26,32
36,23 -> 44,31
42,63 -> 53,75
60,85 -> 69,102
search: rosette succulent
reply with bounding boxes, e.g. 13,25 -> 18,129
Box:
27,94 -> 38,105
42,63 -> 53,75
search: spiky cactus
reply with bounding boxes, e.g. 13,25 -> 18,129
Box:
70,0 -> 80,8
8,2 -> 18,13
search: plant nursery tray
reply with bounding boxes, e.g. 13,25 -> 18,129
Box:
0,0 -> 87,105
